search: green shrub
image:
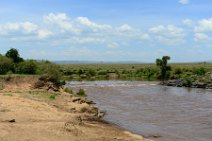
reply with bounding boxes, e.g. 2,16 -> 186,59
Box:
49,94 -> 56,100
64,88 -> 73,94
174,68 -> 183,75
193,67 -> 206,76
183,77 -> 193,87
76,89 -> 86,97
16,60 -> 37,74
78,69 -> 84,75
97,70 -> 107,75
0,55 -> 13,74
37,61 -> 62,87
86,69 -> 96,77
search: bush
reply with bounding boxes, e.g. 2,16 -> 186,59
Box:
86,69 -> 96,77
78,69 -> 84,75
37,61 -> 62,87
193,67 -> 206,76
98,70 -> 107,75
183,77 -> 193,87
0,55 -> 13,74
174,68 -> 183,75
16,60 -> 38,74
64,87 -> 73,94
49,94 -> 56,100
76,89 -> 86,97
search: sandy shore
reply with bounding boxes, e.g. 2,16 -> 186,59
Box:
0,76 -> 152,141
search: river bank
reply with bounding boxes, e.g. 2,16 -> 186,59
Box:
0,76 -> 152,141
162,79 -> 212,89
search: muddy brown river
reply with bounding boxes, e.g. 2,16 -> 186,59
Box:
67,81 -> 212,141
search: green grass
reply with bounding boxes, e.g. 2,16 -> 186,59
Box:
76,88 -> 86,97
21,90 -> 59,101
64,87 -> 73,94
3,93 -> 13,96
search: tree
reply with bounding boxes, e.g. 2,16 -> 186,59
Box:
16,60 -> 38,74
0,55 -> 13,74
5,48 -> 23,63
156,56 -> 171,81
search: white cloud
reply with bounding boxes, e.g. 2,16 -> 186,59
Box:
149,25 -> 185,45
194,18 -> 212,41
0,22 -> 32,35
194,33 -> 211,41
37,29 -> 53,39
0,22 -> 52,40
182,19 -> 193,26
179,0 -> 189,4
150,25 -> 184,37
194,18 -> 212,32
21,22 -> 38,33
44,13 -> 79,33
0,12 -> 194,48
117,24 -> 133,32
140,33 -> 150,40
71,36 -> 105,44
76,17 -> 112,32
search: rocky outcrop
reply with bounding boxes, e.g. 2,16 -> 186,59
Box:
162,79 -> 212,89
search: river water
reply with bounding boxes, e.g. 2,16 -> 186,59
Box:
66,81 -> 212,141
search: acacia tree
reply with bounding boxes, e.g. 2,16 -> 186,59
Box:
5,48 -> 23,63
156,56 -> 171,81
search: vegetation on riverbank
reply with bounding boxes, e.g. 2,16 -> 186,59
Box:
1,48 -> 212,89
60,62 -> 212,84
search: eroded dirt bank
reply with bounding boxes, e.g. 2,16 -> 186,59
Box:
0,76 -> 152,141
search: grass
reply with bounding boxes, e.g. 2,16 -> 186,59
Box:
0,108 -> 10,112
76,88 -> 86,97
3,93 -> 13,96
20,90 -> 59,101
49,94 -> 56,100
64,87 -> 73,94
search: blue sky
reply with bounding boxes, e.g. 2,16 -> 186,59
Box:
0,0 -> 212,62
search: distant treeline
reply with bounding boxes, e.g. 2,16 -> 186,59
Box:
1,48 -> 211,85
60,62 -> 212,83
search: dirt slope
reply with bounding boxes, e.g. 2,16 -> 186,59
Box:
0,76 -> 152,141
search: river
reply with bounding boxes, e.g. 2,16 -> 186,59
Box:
66,81 -> 212,141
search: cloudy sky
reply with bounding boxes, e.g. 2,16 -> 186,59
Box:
0,0 -> 212,62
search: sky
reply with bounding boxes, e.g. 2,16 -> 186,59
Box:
0,0 -> 212,62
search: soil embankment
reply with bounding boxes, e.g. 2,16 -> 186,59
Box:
0,76 -> 152,141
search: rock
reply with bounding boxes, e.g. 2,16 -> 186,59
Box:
4,119 -> 16,123
162,79 -> 183,87
8,119 -> 16,123
206,82 -> 212,89
72,97 -> 95,105
97,110 -> 106,118
85,100 -> 95,105
33,80 -> 59,91
193,82 -> 207,88
148,134 -> 162,138
72,97 -> 83,103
